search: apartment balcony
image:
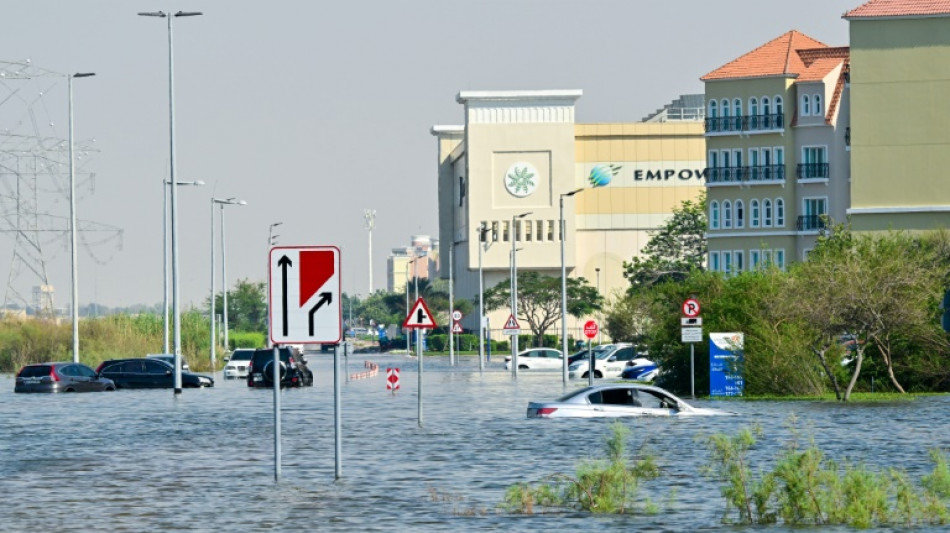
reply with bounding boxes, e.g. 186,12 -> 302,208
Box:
796,215 -> 827,231
706,164 -> 785,185
796,163 -> 829,180
704,113 -> 784,135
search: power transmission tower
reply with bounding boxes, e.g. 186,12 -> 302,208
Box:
0,59 -> 122,315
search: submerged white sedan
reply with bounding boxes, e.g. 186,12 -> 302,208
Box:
526,383 -> 733,418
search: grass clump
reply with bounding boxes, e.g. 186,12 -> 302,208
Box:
500,422 -> 661,515
702,420 -> 950,527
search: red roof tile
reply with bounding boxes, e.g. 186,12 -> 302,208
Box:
701,30 -> 829,81
845,0 -> 950,18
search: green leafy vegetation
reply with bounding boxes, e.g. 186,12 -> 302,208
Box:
500,422 -> 661,514
702,422 -> 950,527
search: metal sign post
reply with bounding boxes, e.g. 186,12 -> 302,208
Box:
583,320 -> 598,387
334,343 -> 342,480
273,345 -> 281,481
681,298 -> 702,399
403,297 -> 437,427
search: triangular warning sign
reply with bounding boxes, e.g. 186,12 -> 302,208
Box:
451,321 -> 463,334
503,314 -> 520,330
403,297 -> 437,329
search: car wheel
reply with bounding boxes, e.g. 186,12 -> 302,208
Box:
581,372 -> 589,379
594,370 -> 603,378
518,365 -> 529,370
104,386 -> 115,391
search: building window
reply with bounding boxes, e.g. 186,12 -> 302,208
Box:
802,197 -> 828,230
524,220 -> 532,241
733,98 -> 742,129
814,94 -> 822,116
775,198 -> 785,227
751,199 -> 760,227
802,94 -> 810,116
710,201 -> 720,229
503,221 -> 510,242
762,249 -> 773,266
547,221 -> 554,241
710,251 -> 720,272
479,222 -> 488,242
734,250 -> 744,272
763,199 -> 773,227
723,200 -> 732,229
723,251 -> 733,274
775,96 -> 783,117
750,249 -> 761,269
749,97 -> 759,129
776,249 -> 786,270
735,200 -> 745,228
536,220 -> 543,241
762,96 -> 771,127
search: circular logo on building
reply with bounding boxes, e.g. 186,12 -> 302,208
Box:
588,163 -> 621,187
504,162 -> 538,197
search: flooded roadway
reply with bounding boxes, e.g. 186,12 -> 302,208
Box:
2,353 -> 949,532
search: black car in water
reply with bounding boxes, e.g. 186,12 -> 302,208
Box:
95,358 -> 214,389
246,347 -> 313,388
15,362 -> 116,393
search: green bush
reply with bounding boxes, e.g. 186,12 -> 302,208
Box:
229,331 -> 265,350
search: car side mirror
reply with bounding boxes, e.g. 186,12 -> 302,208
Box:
224,356 -> 230,362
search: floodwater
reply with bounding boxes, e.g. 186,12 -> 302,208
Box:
2,353 -> 949,532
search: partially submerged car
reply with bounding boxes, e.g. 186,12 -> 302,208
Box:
15,362 -> 116,393
526,383 -> 733,418
503,348 -> 564,371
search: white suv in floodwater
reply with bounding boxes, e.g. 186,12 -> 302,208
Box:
223,348 -> 255,379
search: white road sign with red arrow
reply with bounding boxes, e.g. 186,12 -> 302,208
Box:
269,246 -> 342,345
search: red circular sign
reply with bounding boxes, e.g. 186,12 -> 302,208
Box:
583,320 -> 599,339
682,298 -> 701,318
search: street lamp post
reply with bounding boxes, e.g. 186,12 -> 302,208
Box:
477,223 -> 489,371
210,197 -> 246,373
139,9 -> 202,394
559,188 -> 583,385
595,267 -> 602,344
68,72 -> 94,364
163,179 -> 203,354
510,211 -> 532,378
265,222 -> 281,349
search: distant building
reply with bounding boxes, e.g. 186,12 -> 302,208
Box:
701,30 -> 851,272
433,90 -> 706,338
387,235 -> 438,293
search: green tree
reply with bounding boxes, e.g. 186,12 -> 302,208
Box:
210,279 -> 267,334
482,272 -> 602,346
623,192 -> 707,292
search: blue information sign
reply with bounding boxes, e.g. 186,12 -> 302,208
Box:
709,332 -> 744,397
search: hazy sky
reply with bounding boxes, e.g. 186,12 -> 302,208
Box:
0,0 -> 855,309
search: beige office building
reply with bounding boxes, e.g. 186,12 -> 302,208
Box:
432,90 -> 705,339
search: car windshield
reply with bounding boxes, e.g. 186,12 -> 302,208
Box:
230,351 -> 253,361
18,365 -> 51,378
594,348 -> 617,360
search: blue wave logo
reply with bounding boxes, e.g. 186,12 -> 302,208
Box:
588,164 -> 621,187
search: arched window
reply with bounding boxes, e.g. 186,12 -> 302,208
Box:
735,200 -> 745,228
774,96 -> 783,116
749,97 -> 759,129
709,100 -> 718,117
763,199 -> 773,227
814,94 -> 822,116
721,99 -> 730,130
733,98 -> 742,129
710,201 -> 720,229
762,96 -> 771,128
775,198 -> 785,227
802,94 -> 811,116
723,200 -> 733,228
751,199 -> 761,227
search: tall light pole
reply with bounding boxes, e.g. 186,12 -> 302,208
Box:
163,179 -> 203,354
216,197 -> 246,356
264,222 -> 281,349
510,211 -> 532,378
595,267 -> 602,344
68,72 -> 94,364
364,209 -> 375,294
477,223 -> 489,371
559,188 -> 583,384
139,9 -> 202,394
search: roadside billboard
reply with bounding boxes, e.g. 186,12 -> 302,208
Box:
709,332 -> 744,397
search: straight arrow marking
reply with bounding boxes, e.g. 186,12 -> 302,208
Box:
278,255 -> 293,336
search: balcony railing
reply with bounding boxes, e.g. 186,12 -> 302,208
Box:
796,163 -> 829,179
797,215 -> 827,231
704,113 -> 784,134
706,165 -> 786,184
